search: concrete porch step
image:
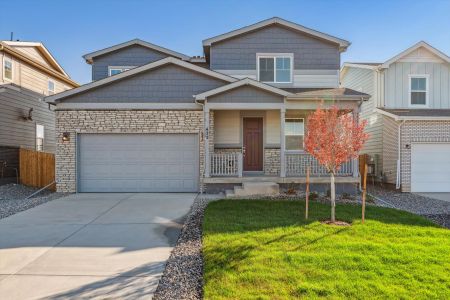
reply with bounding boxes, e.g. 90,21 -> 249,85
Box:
225,182 -> 280,198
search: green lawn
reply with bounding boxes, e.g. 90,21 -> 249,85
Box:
203,200 -> 450,299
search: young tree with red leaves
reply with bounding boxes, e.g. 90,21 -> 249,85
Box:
304,105 -> 368,222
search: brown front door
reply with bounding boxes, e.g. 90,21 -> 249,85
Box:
243,117 -> 263,171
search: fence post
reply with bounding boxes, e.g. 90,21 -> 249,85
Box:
237,153 -> 243,178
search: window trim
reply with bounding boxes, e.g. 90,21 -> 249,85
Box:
48,79 -> 55,95
284,117 -> 305,152
408,74 -> 429,108
256,53 -> 294,83
36,124 -> 44,152
108,66 -> 135,76
3,56 -> 13,82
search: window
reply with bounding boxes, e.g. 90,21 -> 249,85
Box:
285,118 -> 304,151
108,66 -> 134,76
36,124 -> 44,151
409,75 -> 428,106
257,54 -> 293,83
48,80 -> 55,95
3,57 -> 13,81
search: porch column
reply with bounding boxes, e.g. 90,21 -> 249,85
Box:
280,108 -> 286,177
352,107 -> 359,177
204,107 -> 210,178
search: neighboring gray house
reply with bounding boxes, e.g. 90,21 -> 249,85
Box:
46,17 -> 368,194
341,41 -> 450,192
0,41 -> 78,182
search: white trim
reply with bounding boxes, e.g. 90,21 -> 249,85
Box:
83,39 -> 191,63
408,74 -> 429,108
375,108 -> 450,121
55,102 -> 202,110
284,117 -> 305,151
3,56 -> 13,82
205,102 -> 284,110
381,41 -> 450,68
46,57 -> 237,103
108,66 -> 136,76
194,78 -> 292,100
202,17 -> 350,50
256,53 -> 294,83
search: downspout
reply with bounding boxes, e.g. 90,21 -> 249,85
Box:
195,98 -> 206,194
396,120 -> 406,189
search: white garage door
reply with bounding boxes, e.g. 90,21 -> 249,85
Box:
78,134 -> 199,192
411,143 -> 450,192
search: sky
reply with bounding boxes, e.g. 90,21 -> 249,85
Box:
1,0 -> 449,84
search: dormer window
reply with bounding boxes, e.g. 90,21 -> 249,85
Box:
257,54 -> 293,83
108,66 -> 134,76
409,75 -> 428,107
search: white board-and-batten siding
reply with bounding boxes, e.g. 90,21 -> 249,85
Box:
384,62 -> 450,109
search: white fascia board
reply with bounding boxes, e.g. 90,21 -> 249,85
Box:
55,102 -> 202,110
205,102 -> 284,110
374,108 -> 450,121
194,78 -> 292,100
381,41 -> 450,69
202,17 -> 350,50
46,57 -> 237,103
82,39 -> 191,63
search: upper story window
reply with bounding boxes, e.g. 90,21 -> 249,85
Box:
48,80 -> 55,95
409,75 -> 428,107
257,54 -> 293,83
36,124 -> 44,151
285,118 -> 304,151
3,57 -> 13,81
108,66 -> 134,76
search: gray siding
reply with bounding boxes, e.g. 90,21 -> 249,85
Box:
92,45 -> 171,81
341,67 -> 383,176
62,64 -> 228,103
0,86 -> 56,153
208,86 -> 283,103
384,62 -> 450,109
210,24 -> 340,71
382,116 -> 398,184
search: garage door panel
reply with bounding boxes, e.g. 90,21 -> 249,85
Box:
78,134 -> 199,192
411,143 -> 450,192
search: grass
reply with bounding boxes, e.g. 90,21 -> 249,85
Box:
202,200 -> 450,299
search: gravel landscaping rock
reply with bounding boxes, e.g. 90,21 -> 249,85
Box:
369,186 -> 450,228
0,183 -> 66,219
154,195 -> 214,300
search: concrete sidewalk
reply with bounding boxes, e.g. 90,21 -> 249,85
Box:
0,193 -> 196,299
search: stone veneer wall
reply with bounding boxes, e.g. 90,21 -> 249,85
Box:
55,110 -> 213,192
264,148 -> 280,175
400,120 -> 450,192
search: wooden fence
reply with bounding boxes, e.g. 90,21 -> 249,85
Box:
19,148 -> 56,191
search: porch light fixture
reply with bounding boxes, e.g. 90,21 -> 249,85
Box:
62,132 -> 70,142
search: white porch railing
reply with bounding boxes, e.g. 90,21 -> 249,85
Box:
286,153 -> 354,177
210,152 -> 243,177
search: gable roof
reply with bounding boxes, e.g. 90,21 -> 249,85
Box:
2,41 -> 69,76
287,88 -> 370,101
46,57 -> 237,103
194,78 -> 292,100
82,39 -> 191,64
380,41 -> 450,68
202,17 -> 350,51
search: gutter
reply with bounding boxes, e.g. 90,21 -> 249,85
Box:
396,120 -> 406,189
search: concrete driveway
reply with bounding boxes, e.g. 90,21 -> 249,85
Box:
416,193 -> 450,202
0,193 -> 196,299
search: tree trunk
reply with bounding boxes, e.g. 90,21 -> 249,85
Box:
330,172 -> 336,222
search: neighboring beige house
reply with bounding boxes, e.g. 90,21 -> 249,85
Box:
46,17 -> 368,195
0,41 -> 78,183
341,41 -> 450,192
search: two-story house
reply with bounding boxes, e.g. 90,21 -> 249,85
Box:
341,41 -> 450,193
46,17 -> 368,194
0,41 -> 78,183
